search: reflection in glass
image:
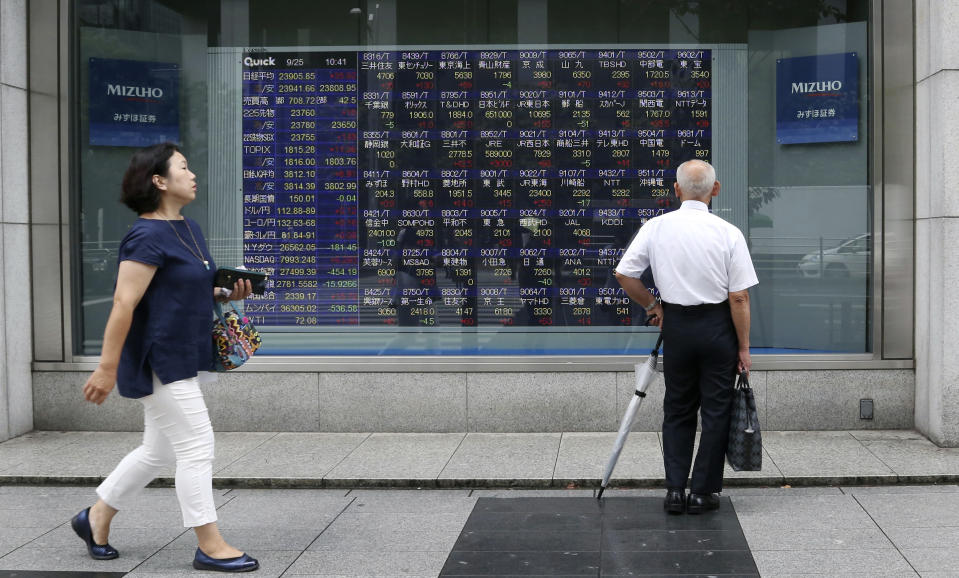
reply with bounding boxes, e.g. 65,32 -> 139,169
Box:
75,0 -> 871,356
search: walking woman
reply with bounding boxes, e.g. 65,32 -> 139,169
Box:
72,142 -> 259,572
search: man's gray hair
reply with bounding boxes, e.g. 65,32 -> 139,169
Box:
676,160 -> 716,198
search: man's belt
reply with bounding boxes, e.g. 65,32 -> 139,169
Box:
661,300 -> 729,313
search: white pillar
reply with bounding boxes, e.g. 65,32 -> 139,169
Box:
915,0 -> 959,446
0,0 -> 33,441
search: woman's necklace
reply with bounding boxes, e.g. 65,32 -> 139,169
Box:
157,213 -> 209,269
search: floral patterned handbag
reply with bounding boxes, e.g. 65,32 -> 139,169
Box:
212,302 -> 261,371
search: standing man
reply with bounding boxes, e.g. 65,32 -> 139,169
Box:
614,160 -> 758,514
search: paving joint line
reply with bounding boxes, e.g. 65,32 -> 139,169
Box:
0,520 -> 68,564
126,525 -> 193,575
758,440 -> 787,484
550,432 -> 565,486
212,431 -> 280,476
435,431 -> 469,483
856,434 -> 903,481
277,494 -> 357,577
320,432 -> 373,482
850,493 -> 922,577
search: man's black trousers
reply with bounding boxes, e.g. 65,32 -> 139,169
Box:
660,302 -> 739,494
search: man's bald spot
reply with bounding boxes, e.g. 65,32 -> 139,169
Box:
676,159 -> 717,201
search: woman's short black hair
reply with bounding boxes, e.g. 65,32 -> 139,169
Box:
120,142 -> 180,214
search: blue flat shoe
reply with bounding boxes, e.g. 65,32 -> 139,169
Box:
193,548 -> 259,572
71,507 -> 119,560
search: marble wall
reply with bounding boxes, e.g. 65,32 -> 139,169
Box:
915,0 -> 959,446
0,0 -> 32,442
31,369 -> 914,433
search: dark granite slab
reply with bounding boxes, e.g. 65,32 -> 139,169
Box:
440,497 -> 759,577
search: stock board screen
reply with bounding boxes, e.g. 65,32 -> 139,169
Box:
241,49 -> 712,328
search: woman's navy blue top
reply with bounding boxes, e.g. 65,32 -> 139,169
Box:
116,217 -> 216,398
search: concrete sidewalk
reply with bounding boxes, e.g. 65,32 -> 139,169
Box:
3,429 -> 959,576
2,485 -> 959,575
2,429 -> 959,488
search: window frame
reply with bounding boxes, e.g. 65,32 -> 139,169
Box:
30,0 -> 913,372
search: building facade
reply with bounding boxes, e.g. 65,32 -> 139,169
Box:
1,0 -> 954,445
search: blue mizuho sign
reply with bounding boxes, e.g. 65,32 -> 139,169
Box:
88,58 -> 180,147
776,52 -> 858,145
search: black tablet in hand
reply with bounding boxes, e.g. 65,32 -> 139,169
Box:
214,267 -> 268,294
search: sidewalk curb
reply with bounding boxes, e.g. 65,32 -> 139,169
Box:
2,474 -> 958,489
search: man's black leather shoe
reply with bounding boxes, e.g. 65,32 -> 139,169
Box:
686,493 -> 721,514
663,489 -> 685,514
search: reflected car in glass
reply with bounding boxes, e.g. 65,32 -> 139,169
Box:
797,233 -> 870,279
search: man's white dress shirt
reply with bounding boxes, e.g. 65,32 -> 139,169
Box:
615,200 -> 758,306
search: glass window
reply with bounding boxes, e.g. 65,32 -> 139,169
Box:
74,0 -> 871,356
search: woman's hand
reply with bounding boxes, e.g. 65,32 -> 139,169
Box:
227,279 -> 253,301
215,279 -> 253,302
83,367 -> 117,405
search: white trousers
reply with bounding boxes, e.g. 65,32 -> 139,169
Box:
97,374 -> 217,528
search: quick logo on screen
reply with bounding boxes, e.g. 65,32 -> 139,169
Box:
244,56 -> 276,67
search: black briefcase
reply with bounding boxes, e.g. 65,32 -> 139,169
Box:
726,371 -> 762,471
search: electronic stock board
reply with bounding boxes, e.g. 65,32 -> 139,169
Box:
241,49 -> 711,329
